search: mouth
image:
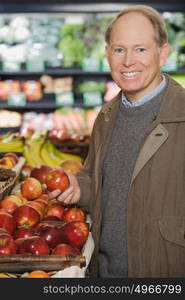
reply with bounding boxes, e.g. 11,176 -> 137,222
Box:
120,71 -> 141,78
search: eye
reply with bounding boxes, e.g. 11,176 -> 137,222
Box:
136,47 -> 146,53
114,47 -> 124,54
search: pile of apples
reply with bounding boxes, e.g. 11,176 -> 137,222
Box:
0,166 -> 89,257
0,152 -> 19,169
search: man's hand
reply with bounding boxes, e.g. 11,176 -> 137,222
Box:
48,171 -> 81,205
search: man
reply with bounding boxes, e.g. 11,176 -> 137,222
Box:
50,5 -> 185,278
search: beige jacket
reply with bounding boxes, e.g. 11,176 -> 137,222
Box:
77,76 -> 185,277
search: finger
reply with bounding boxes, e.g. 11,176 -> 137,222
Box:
57,186 -> 74,202
63,192 -> 77,205
48,189 -> 61,200
42,183 -> 47,192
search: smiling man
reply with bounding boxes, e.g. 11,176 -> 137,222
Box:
105,10 -> 170,102
49,5 -> 185,278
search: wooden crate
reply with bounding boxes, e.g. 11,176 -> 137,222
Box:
0,233 -> 95,277
0,254 -> 86,273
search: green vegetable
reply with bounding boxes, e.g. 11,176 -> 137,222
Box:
76,81 -> 106,93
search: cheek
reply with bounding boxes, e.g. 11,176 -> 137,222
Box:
141,55 -> 161,72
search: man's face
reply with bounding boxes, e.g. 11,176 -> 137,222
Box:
106,12 -> 170,102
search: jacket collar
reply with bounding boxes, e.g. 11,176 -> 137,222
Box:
101,75 -> 185,123
155,75 -> 185,123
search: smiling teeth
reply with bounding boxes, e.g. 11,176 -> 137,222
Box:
121,72 -> 140,77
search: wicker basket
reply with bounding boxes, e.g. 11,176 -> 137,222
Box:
0,157 -> 25,201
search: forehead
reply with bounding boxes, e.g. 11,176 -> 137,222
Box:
110,12 -> 156,45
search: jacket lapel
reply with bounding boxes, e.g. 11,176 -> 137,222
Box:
131,75 -> 185,183
131,124 -> 168,183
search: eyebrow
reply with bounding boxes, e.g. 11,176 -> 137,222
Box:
110,43 -> 147,48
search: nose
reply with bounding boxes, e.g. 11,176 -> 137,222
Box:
123,51 -> 135,67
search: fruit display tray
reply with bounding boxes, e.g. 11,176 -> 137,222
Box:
0,253 -> 86,273
0,232 -> 94,277
0,157 -> 25,201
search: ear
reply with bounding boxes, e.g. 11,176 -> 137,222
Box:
159,43 -> 171,67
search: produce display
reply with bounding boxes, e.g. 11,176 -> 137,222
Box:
0,110 -> 22,129
0,133 -> 24,153
0,12 -> 184,70
20,106 -> 100,137
0,164 -> 91,277
162,12 -> 185,71
0,131 -> 83,167
0,80 -> 42,102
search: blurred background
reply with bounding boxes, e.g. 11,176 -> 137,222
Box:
0,0 -> 185,160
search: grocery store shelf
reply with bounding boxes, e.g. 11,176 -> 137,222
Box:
0,68 -> 111,77
0,68 -> 184,78
0,94 -> 103,112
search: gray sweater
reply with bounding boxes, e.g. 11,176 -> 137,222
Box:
99,87 -> 167,277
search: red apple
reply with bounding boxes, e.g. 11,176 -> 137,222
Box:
0,156 -> 15,168
21,177 -> 42,200
59,221 -> 89,249
62,207 -> 86,223
25,201 -> 46,219
0,228 -> 10,235
14,192 -> 28,204
13,205 -> 40,228
46,203 -> 65,220
42,215 -> 61,222
0,208 -> 10,214
48,129 -> 70,143
52,243 -> 81,256
37,224 -> 63,249
14,226 -> 36,239
33,195 -> 49,209
30,165 -> 52,184
16,236 -> 50,255
38,193 -> 50,205
0,233 -> 17,255
34,199 -> 48,210
21,164 -> 34,180
0,195 -> 23,214
0,212 -> 16,235
45,169 -> 70,192
4,152 -> 19,164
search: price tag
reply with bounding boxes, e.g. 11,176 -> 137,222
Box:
55,92 -> 74,106
82,58 -> 101,71
83,92 -> 102,106
26,59 -> 45,72
2,61 -> 21,72
8,93 -> 26,106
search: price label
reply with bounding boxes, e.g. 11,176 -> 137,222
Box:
83,92 -> 102,106
55,92 -> 74,106
2,61 -> 21,72
26,59 -> 45,72
82,58 -> 101,71
8,93 -> 26,106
